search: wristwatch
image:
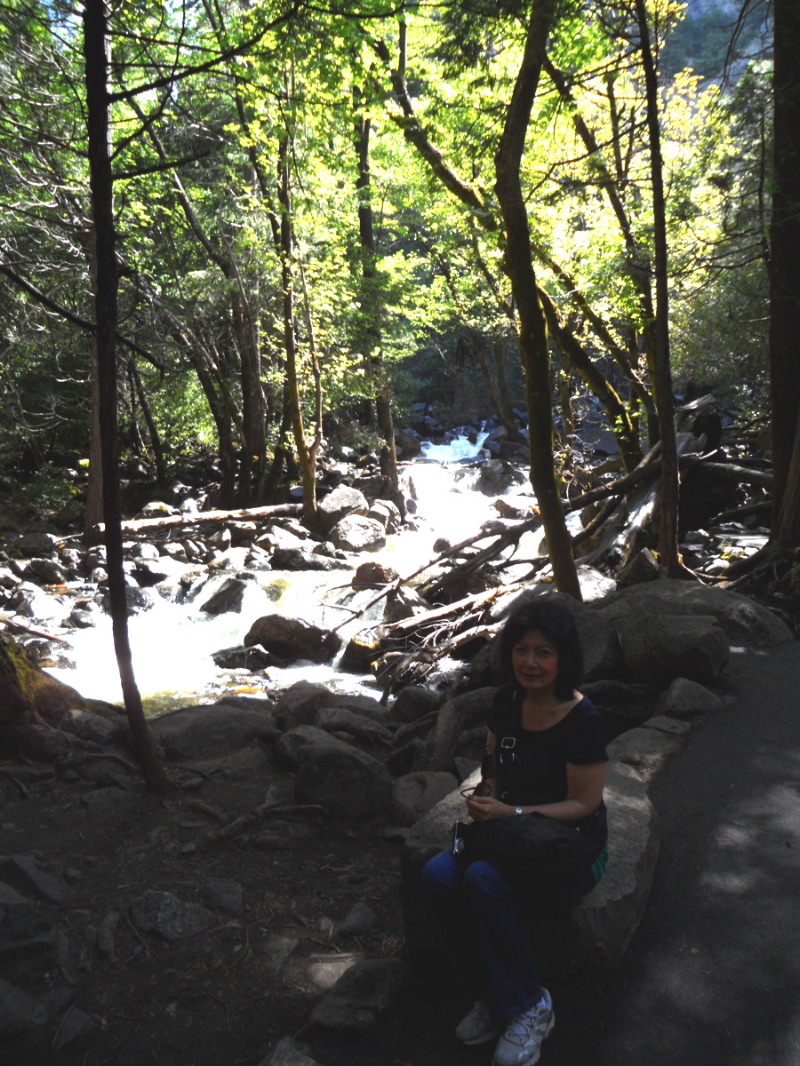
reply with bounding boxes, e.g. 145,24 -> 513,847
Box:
514,807 -> 523,816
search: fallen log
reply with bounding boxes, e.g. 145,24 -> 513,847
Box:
384,587 -> 507,639
91,502 -> 303,535
694,461 -> 773,488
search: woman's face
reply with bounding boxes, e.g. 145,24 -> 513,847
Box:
511,628 -> 560,695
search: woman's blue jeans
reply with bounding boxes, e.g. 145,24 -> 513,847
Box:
422,848 -> 594,1021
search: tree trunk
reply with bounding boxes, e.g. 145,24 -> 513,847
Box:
83,331 -> 104,546
0,635 -> 85,757
83,0 -> 165,792
494,0 -> 581,600
278,131 -> 318,525
635,0 -> 682,576
355,106 -> 398,490
769,0 -> 800,546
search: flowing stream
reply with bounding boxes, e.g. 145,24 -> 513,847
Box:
47,435 -> 541,714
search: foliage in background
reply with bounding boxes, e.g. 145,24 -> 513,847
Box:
0,0 -> 776,502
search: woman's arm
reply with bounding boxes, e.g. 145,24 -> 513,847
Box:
466,760 -> 606,824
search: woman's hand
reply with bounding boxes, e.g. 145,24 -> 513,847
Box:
466,795 -> 515,822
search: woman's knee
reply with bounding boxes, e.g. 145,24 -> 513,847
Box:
462,859 -> 514,900
422,849 -> 461,897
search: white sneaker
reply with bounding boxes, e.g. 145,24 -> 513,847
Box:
492,989 -> 555,1066
454,999 -> 504,1046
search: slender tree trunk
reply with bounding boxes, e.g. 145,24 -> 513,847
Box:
129,359 -> 167,487
769,0 -> 800,545
278,132 -> 317,524
83,332 -> 104,545
354,107 -> 398,489
635,0 -> 682,576
83,0 -> 165,792
494,0 -> 581,599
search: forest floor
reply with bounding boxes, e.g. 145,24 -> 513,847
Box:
1,743 -> 416,1066
6,638 -> 800,1066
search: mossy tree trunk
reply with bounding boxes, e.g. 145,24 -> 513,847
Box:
0,635 -> 85,757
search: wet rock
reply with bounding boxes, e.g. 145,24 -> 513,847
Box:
351,561 -> 398,587
17,532 -> 59,556
310,957 -> 412,1033
130,890 -> 217,941
339,628 -> 384,673
317,485 -> 369,534
270,547 -> 347,571
245,615 -> 342,665
67,602 -> 99,628
212,644 -> 276,670
396,428 -> 422,459
137,500 -> 178,518
22,558 -> 69,585
98,586 -> 158,614
0,565 -> 18,589
328,514 -> 386,553
366,499 -> 402,533
382,585 -> 429,624
130,541 -> 160,561
199,575 -> 253,615
472,459 -> 526,496
133,555 -> 189,587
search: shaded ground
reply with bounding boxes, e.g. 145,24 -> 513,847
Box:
3,640 -> 800,1066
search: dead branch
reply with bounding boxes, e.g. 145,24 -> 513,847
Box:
383,587 -> 506,638
421,517 -> 541,601
695,462 -> 773,488
331,522 -> 536,634
0,615 -> 72,645
198,801 -> 327,848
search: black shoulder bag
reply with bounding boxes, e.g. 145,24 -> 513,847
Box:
460,808 -> 605,877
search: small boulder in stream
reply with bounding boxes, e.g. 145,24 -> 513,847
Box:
244,614 -> 342,664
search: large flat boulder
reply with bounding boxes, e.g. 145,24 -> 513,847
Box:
597,580 -> 793,649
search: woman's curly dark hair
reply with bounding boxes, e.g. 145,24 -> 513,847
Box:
499,595 -> 584,701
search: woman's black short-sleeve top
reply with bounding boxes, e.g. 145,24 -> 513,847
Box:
487,683 -> 608,807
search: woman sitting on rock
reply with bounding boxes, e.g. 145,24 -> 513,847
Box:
422,595 -> 609,1066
